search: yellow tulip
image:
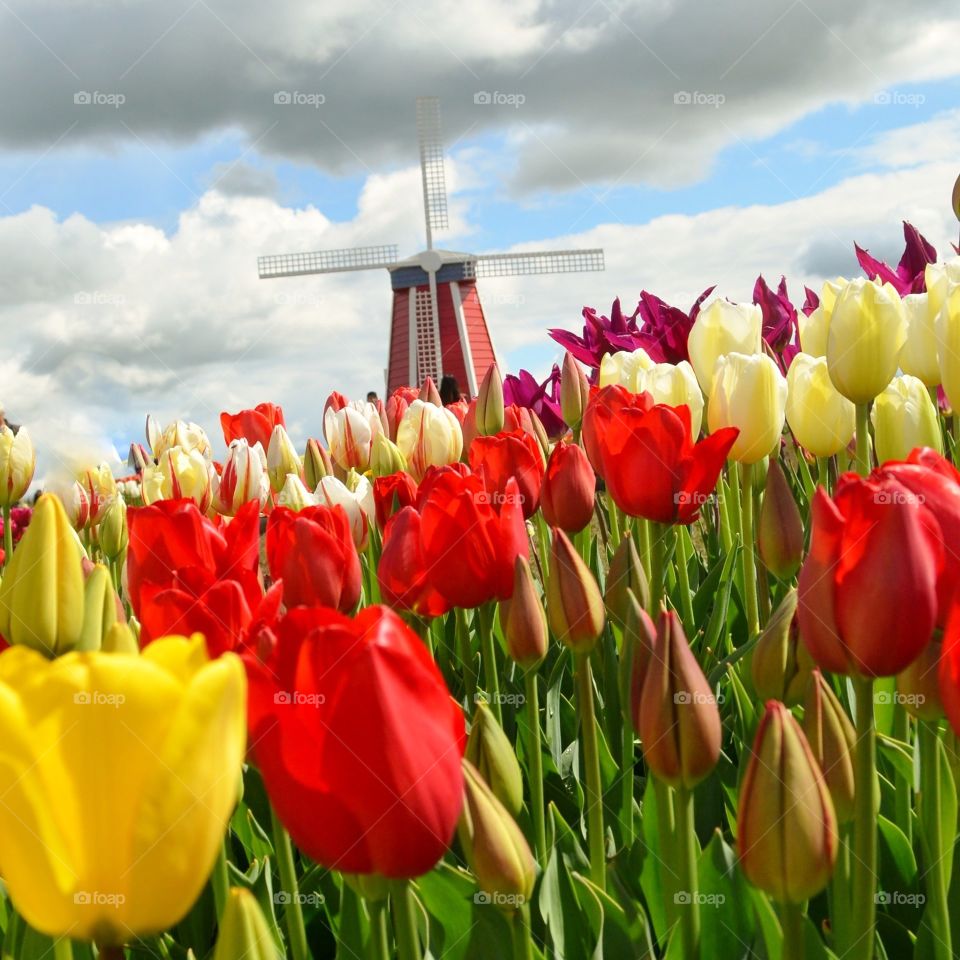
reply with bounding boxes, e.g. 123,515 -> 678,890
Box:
0,634 -> 245,944
78,564 -> 121,652
213,888 -> 281,960
708,353 -> 787,464
825,278 -> 906,403
898,293 -> 939,387
150,418 -> 212,460
797,278 -> 846,358
277,474 -> 318,511
925,258 -> 960,322
936,283 -> 960,412
98,496 -> 128,562
0,494 -> 86,656
637,360 -> 704,439
597,347 -> 654,391
396,399 -> 463,482
0,426 -> 35,509
266,424 -> 301,494
870,374 -> 942,464
687,299 -> 762,395
785,354 -> 856,457
142,446 -> 213,512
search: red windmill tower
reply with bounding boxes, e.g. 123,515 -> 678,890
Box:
258,98 -> 605,396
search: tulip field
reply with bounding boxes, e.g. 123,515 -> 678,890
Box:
3,223 -> 960,960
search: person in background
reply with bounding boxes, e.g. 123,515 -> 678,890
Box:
439,375 -> 464,406
0,402 -> 19,435
366,391 -> 379,404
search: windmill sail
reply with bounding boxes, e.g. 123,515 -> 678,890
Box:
416,97 -> 449,249
258,245 -> 399,279
466,249 -> 605,278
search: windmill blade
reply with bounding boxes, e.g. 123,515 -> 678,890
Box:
416,97 -> 449,248
258,244 -> 399,279
466,249 -> 605,278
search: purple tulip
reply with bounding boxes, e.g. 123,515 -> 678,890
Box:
753,275 -> 800,369
855,221 -> 937,296
503,366 -> 567,438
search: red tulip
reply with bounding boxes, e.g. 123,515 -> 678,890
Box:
266,504 -> 361,612
797,473 -> 942,676
469,430 -> 544,520
220,402 -> 285,451
541,440 -> 595,532
589,391 -> 738,524
373,472 -> 418,531
419,470 -> 529,608
246,605 -> 466,877
378,506 -> 450,618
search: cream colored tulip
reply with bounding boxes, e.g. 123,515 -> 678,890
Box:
396,399 -> 463,482
0,426 -> 35,508
143,446 -> 213,511
315,473 -> 374,548
925,258 -> 960,321
277,474 -> 318,511
266,424 -> 301,494
797,278 -> 846,358
214,440 -> 269,517
151,418 -> 212,460
785,354 -> 856,458
688,299 -> 762,395
825,278 -> 905,403
871,375 -> 942,464
637,361 -> 704,438
898,293 -> 939,387
598,347 -> 654,391
708,353 -> 787,464
323,402 -> 381,472
936,282 -> 960,412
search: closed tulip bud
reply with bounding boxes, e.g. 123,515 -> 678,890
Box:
0,426 -> 35,508
826,278 -> 906,403
688,299 -> 763,395
52,479 -> 92,531
465,701 -> 524,816
785,353 -> 856,457
626,593 -> 658,712
803,670 -> 856,823
323,402 -> 380,472
499,556 -> 548,668
758,460 -> 803,579
527,410 -> 551,466
637,610 -> 722,789
128,441 -> 150,475
871,374 -> 943,464
420,376 -> 442,406
216,439 -> 269,516
266,425 -> 301,494
637,360 -> 704,439
98,496 -> 128,561
708,352 -> 787,464
798,278 -> 846,358
560,351 -> 590,431
316,474 -> 373,549
541,440 -> 595,533
214,888 -> 281,960
476,364 -> 505,436
143,446 -> 213,512
303,437 -> 333,489
750,589 -> 812,706
396,400 -> 464,482
152,419 -> 212,460
598,347 -> 654,391
0,494 -> 85,656
78,564 -> 121,652
899,293 -> 939,387
79,462 -> 118,526
277,474 -> 318,511
604,534 -> 650,627
102,621 -> 139,655
738,700 -> 838,903
897,637 -> 943,721
458,760 -> 536,910
370,432 -> 407,477
546,528 -> 605,653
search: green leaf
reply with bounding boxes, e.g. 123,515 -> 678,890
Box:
698,830 -> 754,959
877,815 -> 919,894
418,864 -> 477,960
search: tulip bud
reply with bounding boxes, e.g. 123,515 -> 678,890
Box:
79,463 -> 118,526
128,441 -> 149,475
267,425 -> 301,494
475,364 -> 505,437
541,441 -> 595,533
560,352 -> 590,432
458,759 -> 536,910
0,426 -> 35,508
98,496 -> 128,562
370,433 -> 407,477
598,347 -> 654,391
216,439 -> 269,516
277,474 -> 318,511
897,637 -> 943,721
871,374 -> 943,464
499,556 -> 548,668
213,888 -> 281,960
396,400 -> 463,482
750,589 -> 812,706
527,410 -> 551,465
465,701 -> 524,816
52,479 -> 92,531
102,621 -> 139,655
78,564 -> 120,652
0,494 -> 85,656
637,360 -> 704,439
637,610 -> 721,789
688,299 -> 763,395
604,534 -> 650,627
420,377 -> 442,406
143,446 -> 213,512
803,670 -> 856,823
757,460 -> 803,580
626,592 -> 657,711
738,700 -> 838,903
785,353 -> 856,457
546,528 -> 605,653
303,438 -> 333,489
899,293 -> 939,388
798,278 -> 846,358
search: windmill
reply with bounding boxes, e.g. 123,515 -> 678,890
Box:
258,97 -> 605,396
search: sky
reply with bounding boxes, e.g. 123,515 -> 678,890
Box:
2,0 -> 960,479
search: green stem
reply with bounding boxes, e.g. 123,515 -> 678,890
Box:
780,901 -> 804,960
478,602 -> 502,722
53,940 -> 75,960
649,522 -> 666,616
675,526 -> 695,630
607,491 -> 621,552
851,674 -> 877,960
619,624 -> 636,849
524,669 -> 548,865
1,504 -> 11,569
739,462 -> 759,639
817,456 -> 831,493
510,904 -> 535,960
919,721 -> 951,960
654,777 -> 677,933
674,786 -> 700,960
727,461 -> 742,545
367,898 -> 390,960
575,651 -> 606,889
717,476 -> 733,555
390,879 -> 421,960
211,838 -> 230,921
270,807 -> 309,960
855,404 -> 871,476
892,706 -> 911,844
456,607 -> 477,707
